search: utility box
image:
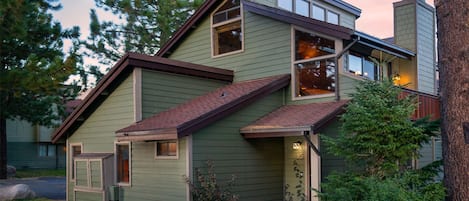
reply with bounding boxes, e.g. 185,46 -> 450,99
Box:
108,185 -> 120,201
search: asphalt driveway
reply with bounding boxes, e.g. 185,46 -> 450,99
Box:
0,176 -> 66,200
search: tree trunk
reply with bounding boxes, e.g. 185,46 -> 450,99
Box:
435,0 -> 469,200
0,117 -> 7,179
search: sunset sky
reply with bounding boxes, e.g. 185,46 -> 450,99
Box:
344,0 -> 435,38
55,0 -> 436,42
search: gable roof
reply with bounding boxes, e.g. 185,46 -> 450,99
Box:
51,53 -> 233,143
115,74 -> 291,142
157,0 -> 355,57
241,100 -> 348,138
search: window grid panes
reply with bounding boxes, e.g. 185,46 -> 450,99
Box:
278,1 -> 340,25
345,52 -> 379,80
312,5 -> 325,21
156,140 -> 177,158
327,11 -> 339,25
212,0 -> 242,56
295,0 -> 309,17
294,29 -> 337,98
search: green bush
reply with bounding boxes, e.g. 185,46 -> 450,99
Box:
185,161 -> 238,201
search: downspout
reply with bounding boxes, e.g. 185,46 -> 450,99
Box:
334,36 -> 360,101
303,131 -> 320,156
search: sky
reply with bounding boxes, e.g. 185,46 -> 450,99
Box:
344,0 -> 434,38
53,0 -> 435,82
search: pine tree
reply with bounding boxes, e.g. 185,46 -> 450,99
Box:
435,0 -> 469,200
84,0 -> 204,67
0,0 -> 81,179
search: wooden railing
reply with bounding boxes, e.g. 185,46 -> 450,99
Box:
400,88 -> 440,120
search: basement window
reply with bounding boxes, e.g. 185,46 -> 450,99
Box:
212,0 -> 243,57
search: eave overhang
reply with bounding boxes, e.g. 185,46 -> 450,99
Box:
352,31 -> 415,59
115,74 -> 291,142
241,100 -> 348,138
243,0 -> 353,40
51,53 -> 233,143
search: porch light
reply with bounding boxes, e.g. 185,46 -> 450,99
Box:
292,141 -> 302,150
393,73 -> 401,81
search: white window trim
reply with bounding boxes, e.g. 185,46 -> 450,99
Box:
326,10 -> 340,25
115,141 -> 131,187
155,140 -> 179,160
210,0 -> 244,58
290,26 -> 342,100
69,142 -> 83,182
74,158 -> 104,191
342,51 -> 382,81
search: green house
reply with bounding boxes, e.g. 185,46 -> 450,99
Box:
52,0 -> 441,200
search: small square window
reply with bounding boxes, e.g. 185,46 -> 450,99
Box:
156,140 -> 178,159
327,11 -> 339,25
312,5 -> 325,21
213,21 -> 242,56
295,0 -> 309,17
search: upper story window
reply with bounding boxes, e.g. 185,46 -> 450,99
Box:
212,0 -> 243,57
70,143 -> 82,180
278,1 -> 340,25
294,29 -> 338,98
344,52 -> 379,80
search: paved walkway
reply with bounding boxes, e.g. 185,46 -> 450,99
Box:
0,176 -> 66,200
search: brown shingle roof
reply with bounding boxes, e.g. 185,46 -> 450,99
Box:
116,74 -> 290,142
241,100 -> 348,137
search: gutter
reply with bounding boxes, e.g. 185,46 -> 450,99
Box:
334,36 -> 359,101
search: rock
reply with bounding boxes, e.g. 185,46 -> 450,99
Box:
6,166 -> 15,178
0,184 -> 36,201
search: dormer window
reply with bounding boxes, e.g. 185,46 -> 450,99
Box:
212,0 -> 243,57
278,1 -> 340,25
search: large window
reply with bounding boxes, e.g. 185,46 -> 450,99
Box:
212,0 -> 243,56
116,142 -> 130,185
70,143 -> 82,180
278,1 -> 340,25
155,140 -> 178,159
294,29 -> 337,98
344,52 -> 379,80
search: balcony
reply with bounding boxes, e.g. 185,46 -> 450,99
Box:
400,88 -> 440,120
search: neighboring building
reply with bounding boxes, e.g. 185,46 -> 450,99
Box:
51,0 -> 440,200
7,99 -> 82,169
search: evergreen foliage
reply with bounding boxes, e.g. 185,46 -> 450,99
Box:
0,0 -> 82,179
85,0 -> 204,67
319,80 -> 445,200
185,161 -> 239,201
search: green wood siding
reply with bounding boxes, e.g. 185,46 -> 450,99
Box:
120,138 -> 187,201
318,120 -> 346,182
7,142 -> 65,169
169,11 -> 292,82
68,74 -> 134,152
76,161 -> 88,187
6,119 -> 35,142
90,161 -> 102,188
192,91 -> 285,200
416,4 -> 436,94
75,191 -> 102,201
284,136 -> 306,199
141,70 -> 227,119
67,74 -> 134,201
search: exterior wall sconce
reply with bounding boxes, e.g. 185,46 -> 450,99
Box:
292,141 -> 302,150
393,73 -> 401,81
